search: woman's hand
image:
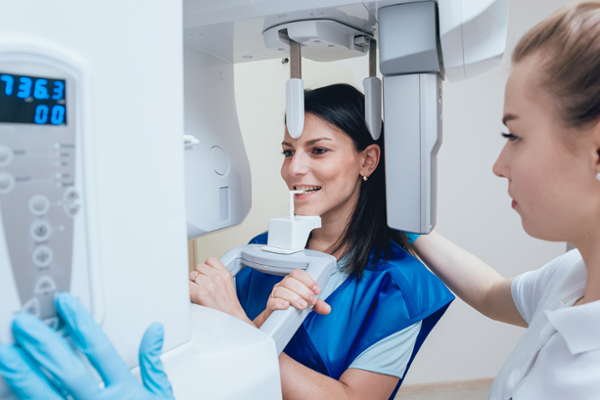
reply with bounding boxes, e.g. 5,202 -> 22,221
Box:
265,269 -> 331,320
189,257 -> 249,323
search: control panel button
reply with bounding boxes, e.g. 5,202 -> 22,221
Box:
22,298 -> 40,317
63,188 -> 79,202
0,172 -> 15,194
0,145 -> 13,166
34,276 -> 57,294
29,195 -> 50,215
31,220 -> 52,242
64,202 -> 80,217
32,246 -> 53,268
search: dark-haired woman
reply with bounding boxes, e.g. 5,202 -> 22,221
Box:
189,84 -> 454,400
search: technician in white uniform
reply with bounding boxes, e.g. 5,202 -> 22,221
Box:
405,3 -> 600,399
1,2 -> 600,400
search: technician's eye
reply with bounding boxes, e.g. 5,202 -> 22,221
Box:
312,148 -> 328,155
501,132 -> 519,142
282,149 -> 294,157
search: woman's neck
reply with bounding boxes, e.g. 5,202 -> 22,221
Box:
573,230 -> 600,305
307,191 -> 359,260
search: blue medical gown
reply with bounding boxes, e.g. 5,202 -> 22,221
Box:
235,233 -> 454,398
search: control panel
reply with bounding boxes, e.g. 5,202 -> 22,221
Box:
0,57 -> 91,341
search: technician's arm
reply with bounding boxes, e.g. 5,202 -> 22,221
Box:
413,231 -> 526,327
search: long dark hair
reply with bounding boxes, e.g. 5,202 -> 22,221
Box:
301,84 -> 415,278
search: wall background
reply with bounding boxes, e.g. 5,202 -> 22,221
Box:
192,0 -> 575,385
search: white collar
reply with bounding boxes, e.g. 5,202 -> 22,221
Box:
546,258 -> 600,355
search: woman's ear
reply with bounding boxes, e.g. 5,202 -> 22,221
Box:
360,144 -> 381,177
591,119 -> 600,178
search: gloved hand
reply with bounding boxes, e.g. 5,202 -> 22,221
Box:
405,232 -> 420,245
0,292 -> 174,400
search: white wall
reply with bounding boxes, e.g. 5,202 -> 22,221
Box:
194,0 -> 576,385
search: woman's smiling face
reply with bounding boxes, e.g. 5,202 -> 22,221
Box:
281,113 -> 364,221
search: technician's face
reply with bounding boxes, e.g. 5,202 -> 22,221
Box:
281,113 -> 363,221
493,55 -> 600,243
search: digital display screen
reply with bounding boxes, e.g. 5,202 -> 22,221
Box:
0,73 -> 67,125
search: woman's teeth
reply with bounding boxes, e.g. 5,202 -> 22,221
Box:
294,186 -> 321,194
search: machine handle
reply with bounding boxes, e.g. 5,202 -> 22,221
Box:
220,245 -> 336,354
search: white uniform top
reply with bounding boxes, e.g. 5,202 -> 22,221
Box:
489,249 -> 600,400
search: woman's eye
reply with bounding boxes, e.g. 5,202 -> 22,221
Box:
282,149 -> 294,157
501,132 -> 519,142
312,148 -> 328,155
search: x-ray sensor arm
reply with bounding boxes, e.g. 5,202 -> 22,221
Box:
363,38 -> 382,141
286,40 -> 304,139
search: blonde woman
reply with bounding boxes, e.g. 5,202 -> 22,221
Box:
411,3 -> 600,399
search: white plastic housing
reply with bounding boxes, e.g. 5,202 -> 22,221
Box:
363,76 -> 382,140
184,45 -> 252,239
266,215 -> 321,253
286,78 -> 305,139
384,73 -> 442,234
437,0 -> 510,81
263,19 -> 370,62
220,244 -> 336,353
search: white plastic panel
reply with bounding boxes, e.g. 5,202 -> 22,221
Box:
0,53 -> 95,347
160,305 -> 281,400
438,0 -> 466,81
184,45 -> 252,239
0,5 -> 191,400
183,1 -> 374,64
461,0 -> 509,78
263,20 -> 370,62
384,73 -> 442,234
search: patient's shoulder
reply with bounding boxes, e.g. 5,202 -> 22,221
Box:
248,232 -> 268,245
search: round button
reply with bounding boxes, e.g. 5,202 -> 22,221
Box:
63,187 -> 79,202
31,220 -> 52,242
33,247 -> 53,267
22,298 -> 40,317
210,146 -> 229,176
0,172 -> 15,194
29,195 -> 50,215
64,202 -> 80,217
0,145 -> 13,166
32,246 -> 53,268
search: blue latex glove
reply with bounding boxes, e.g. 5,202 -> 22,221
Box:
0,292 -> 174,400
405,232 -> 420,245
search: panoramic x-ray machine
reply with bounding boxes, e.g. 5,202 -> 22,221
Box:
0,0 -> 508,398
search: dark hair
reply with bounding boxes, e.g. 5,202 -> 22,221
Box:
301,83 -> 415,278
512,2 -> 600,129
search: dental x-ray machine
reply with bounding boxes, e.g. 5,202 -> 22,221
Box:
0,0 -> 508,398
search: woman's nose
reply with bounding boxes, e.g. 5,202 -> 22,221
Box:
288,152 -> 309,176
493,143 -> 511,179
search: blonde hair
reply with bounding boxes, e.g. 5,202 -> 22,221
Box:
513,2 -> 600,128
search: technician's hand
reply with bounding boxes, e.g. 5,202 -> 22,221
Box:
267,269 -> 331,318
189,257 -> 247,321
0,292 -> 173,400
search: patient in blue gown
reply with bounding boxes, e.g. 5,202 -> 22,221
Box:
189,84 -> 453,400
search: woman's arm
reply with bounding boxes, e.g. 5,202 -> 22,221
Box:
413,231 -> 526,327
279,353 -> 398,400
190,263 -> 396,399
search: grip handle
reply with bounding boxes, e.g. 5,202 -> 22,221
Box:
220,245 -> 336,354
